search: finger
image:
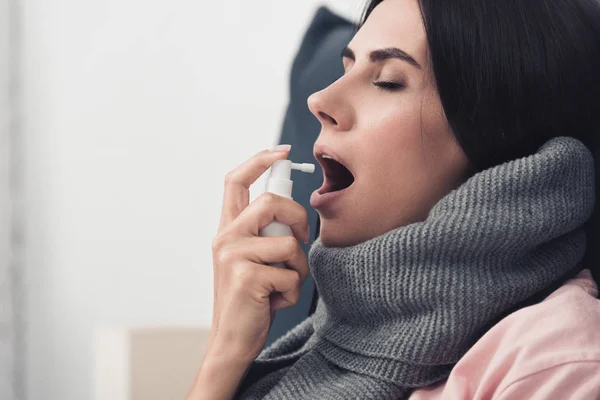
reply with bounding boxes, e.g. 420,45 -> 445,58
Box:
231,192 -> 310,243
255,264 -> 302,310
270,292 -> 299,311
219,147 -> 291,232
242,236 -> 310,283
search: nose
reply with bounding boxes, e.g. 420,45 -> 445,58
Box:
307,83 -> 353,131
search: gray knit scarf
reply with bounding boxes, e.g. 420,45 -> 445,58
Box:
236,136 -> 595,400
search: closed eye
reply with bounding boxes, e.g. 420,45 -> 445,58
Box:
373,81 -> 405,91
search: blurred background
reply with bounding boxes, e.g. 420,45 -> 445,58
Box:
0,0 -> 365,399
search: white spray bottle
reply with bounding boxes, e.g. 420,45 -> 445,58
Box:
259,159 -> 315,268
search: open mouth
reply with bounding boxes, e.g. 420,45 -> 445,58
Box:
317,154 -> 355,194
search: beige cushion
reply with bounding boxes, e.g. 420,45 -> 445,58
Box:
94,326 -> 210,400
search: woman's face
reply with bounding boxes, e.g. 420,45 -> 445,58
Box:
308,0 -> 471,247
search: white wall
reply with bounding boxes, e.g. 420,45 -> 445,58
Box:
19,1 -> 363,399
0,0 -> 16,397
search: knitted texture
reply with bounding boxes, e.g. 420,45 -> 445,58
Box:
237,136 -> 595,400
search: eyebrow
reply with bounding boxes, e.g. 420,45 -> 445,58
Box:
341,45 -> 422,70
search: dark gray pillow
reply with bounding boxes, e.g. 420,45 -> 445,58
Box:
265,7 -> 356,346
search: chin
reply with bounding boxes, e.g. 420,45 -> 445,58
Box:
317,220 -> 361,248
319,235 -> 350,248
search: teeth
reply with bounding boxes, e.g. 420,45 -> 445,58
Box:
322,154 -> 334,159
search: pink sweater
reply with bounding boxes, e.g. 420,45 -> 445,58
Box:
410,269 -> 600,399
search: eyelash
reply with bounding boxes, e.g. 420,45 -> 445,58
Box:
373,81 -> 405,92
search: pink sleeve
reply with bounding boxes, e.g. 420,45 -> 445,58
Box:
495,361 -> 600,399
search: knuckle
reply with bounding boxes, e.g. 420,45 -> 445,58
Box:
294,243 -> 305,259
211,235 -> 225,253
224,170 -> 237,185
259,191 -> 280,206
282,236 -> 298,254
299,204 -> 309,221
231,264 -> 256,287
289,271 -> 301,288
214,245 -> 237,267
289,292 -> 300,305
224,169 -> 247,188
286,285 -> 301,305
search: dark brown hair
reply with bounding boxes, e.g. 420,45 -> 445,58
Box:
361,0 -> 600,172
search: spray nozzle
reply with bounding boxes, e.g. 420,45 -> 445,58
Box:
269,160 -> 315,180
291,163 -> 315,174
266,160 -> 315,199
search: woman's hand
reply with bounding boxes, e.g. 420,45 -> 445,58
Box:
187,146 -> 310,400
210,146 -> 310,361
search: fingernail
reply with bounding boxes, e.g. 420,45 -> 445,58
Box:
272,144 -> 291,152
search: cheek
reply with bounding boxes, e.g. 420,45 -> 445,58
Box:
356,124 -> 424,199
355,95 -> 454,194
368,91 -> 450,158
362,102 -> 427,164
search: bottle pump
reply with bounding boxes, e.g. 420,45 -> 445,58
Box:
259,159 -> 315,268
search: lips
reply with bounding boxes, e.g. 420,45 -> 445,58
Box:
310,146 -> 356,209
317,154 -> 355,194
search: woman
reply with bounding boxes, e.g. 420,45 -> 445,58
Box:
187,0 -> 600,398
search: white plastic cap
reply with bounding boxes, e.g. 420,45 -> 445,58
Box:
266,160 -> 315,199
270,160 -> 293,180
